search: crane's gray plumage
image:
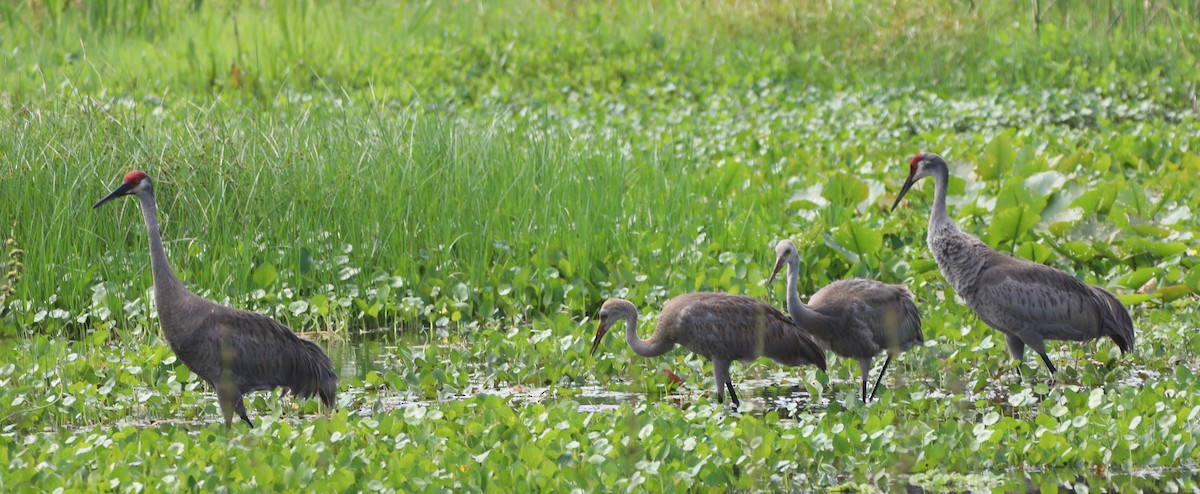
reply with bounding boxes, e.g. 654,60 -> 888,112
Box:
95,171 -> 337,427
590,294 -> 827,408
769,240 -> 923,401
891,152 -> 1135,374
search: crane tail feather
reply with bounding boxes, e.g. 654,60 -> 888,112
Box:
288,338 -> 338,408
1089,286 -> 1135,354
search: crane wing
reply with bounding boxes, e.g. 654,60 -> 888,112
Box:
971,257 -> 1106,336
810,279 -> 924,352
215,309 -> 337,406
672,293 -> 827,371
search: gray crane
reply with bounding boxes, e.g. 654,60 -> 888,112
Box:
94,170 -> 337,427
589,294 -> 827,408
891,152 -> 1135,374
768,240 -> 923,402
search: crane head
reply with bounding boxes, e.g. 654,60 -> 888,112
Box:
590,305 -> 614,356
768,239 -> 798,285
94,170 -> 151,209
590,298 -> 633,356
589,317 -> 609,356
891,153 -> 927,212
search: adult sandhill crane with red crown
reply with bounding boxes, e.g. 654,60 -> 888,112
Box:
891,152 -> 1135,375
95,170 -> 337,427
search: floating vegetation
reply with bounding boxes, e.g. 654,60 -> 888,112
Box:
1,0 -> 1199,491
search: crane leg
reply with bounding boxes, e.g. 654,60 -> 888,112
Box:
858,358 -> 872,402
217,381 -> 254,428
217,382 -> 238,429
868,355 -> 892,402
1004,334 -> 1025,360
725,381 -> 740,409
1037,352 -> 1057,374
1017,331 -> 1057,374
218,402 -> 234,429
234,397 -> 254,428
1004,333 -> 1027,378
712,359 -> 734,408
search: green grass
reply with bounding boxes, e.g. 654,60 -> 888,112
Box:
1,0 -> 1200,491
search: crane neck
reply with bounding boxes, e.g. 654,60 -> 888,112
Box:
624,310 -> 673,358
137,191 -> 188,304
929,163 -> 953,230
782,258 -> 834,337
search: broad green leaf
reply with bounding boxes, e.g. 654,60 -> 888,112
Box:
1035,412 -> 1057,429
451,283 -> 470,302
1180,152 -> 1200,173
979,131 -> 1016,180
1015,242 -> 1052,263
1023,171 -> 1066,196
788,183 -> 829,210
1115,293 -> 1156,305
1116,268 -> 1162,290
1047,208 -> 1085,235
1156,284 -> 1193,302
1186,269 -> 1200,292
1128,224 -> 1171,237
1056,149 -> 1085,172
982,411 -> 1000,426
288,300 -> 309,316
1125,238 -> 1188,258
1070,185 -> 1118,214
832,223 -> 883,258
909,259 -> 940,274
822,232 -> 859,264
251,263 -> 278,288
994,182 -> 1043,212
310,294 -> 330,315
987,206 -> 1039,246
822,173 -> 869,208
1058,241 -> 1097,262
1147,241 -> 1188,257
1157,204 -> 1192,226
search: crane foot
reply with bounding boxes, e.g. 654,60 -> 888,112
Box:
726,381 -> 740,410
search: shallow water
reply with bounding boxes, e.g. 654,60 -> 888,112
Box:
325,332 -> 1140,418
36,332 -> 1196,493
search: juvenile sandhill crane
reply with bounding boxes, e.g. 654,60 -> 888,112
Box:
769,240 -> 923,402
891,152 -> 1135,374
589,295 -> 827,408
95,170 -> 337,427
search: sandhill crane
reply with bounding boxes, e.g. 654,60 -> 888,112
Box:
94,170 -> 337,427
891,152 -> 1135,374
768,240 -> 923,402
589,295 -> 827,408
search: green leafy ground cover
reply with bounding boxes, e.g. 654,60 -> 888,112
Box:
2,0 -> 1199,491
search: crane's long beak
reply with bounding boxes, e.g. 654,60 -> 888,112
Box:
589,322 -> 609,356
767,256 -> 787,284
93,183 -> 133,209
890,172 -> 917,212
